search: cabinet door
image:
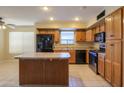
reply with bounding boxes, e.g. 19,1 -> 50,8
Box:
54,31 -> 60,43
112,40 -> 122,87
98,56 -> 102,75
69,50 -> 75,64
123,8 -> 124,87
100,22 -> 105,32
105,41 -> 112,83
81,32 -> 86,41
76,31 -> 85,42
86,50 -> 89,64
75,31 -> 81,42
98,54 -> 105,77
54,50 -> 75,64
95,26 -> 99,33
86,30 -> 93,41
105,15 -> 113,40
112,9 -> 122,40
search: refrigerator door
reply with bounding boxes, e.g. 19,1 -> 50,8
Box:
36,34 -> 54,52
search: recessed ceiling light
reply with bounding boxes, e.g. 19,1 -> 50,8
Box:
43,6 -> 48,11
50,17 -> 54,21
75,17 -> 79,21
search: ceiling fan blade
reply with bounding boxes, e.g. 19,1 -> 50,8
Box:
6,24 -> 16,29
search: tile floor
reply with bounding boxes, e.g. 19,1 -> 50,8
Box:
0,60 -> 111,87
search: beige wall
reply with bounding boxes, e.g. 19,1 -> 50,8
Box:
35,20 -> 86,29
0,29 -> 5,61
3,26 -> 36,60
87,6 -> 121,27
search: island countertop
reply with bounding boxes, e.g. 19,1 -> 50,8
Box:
15,52 -> 70,59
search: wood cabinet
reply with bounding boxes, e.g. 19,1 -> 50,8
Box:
54,31 -> 60,43
105,9 -> 122,40
54,50 -> 75,64
105,41 -> 112,83
95,25 -> 99,33
105,15 -> 113,40
112,9 -> 122,40
86,50 -> 89,64
98,53 -> 105,77
86,30 -> 93,41
37,29 -> 60,43
19,58 -> 68,86
105,40 -> 122,86
99,21 -> 105,32
105,9 -> 122,87
123,8 -> 124,87
75,31 -> 86,42
68,50 -> 76,64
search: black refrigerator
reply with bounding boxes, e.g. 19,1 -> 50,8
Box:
36,34 -> 54,52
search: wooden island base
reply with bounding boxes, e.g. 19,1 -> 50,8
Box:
19,59 -> 69,86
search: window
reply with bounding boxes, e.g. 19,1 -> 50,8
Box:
9,32 -> 35,54
60,31 -> 75,44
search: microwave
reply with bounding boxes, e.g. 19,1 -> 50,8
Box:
94,32 -> 105,43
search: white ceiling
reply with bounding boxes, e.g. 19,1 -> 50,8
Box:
0,6 -> 114,26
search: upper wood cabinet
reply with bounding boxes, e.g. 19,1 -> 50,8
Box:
105,15 -> 113,40
86,30 -> 94,41
105,40 -> 122,86
54,31 -> 60,43
105,9 -> 122,40
75,31 -> 86,42
112,9 -> 122,40
36,29 -> 60,43
99,21 -> 105,32
95,25 -> 99,33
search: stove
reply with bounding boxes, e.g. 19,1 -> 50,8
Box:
89,43 -> 105,74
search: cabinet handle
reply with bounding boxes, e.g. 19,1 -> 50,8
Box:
110,35 -> 114,37
111,44 -> 114,46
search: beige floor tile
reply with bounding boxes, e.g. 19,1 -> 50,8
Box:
0,60 -> 111,87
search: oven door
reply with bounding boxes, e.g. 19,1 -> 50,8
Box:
89,51 -> 98,74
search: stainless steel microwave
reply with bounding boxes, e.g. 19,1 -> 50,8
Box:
94,32 -> 105,43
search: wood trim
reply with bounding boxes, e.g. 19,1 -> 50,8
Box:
37,28 -> 59,31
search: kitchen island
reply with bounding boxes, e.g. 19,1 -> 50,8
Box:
15,53 -> 70,86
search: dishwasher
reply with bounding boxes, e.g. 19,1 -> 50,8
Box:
76,50 -> 86,64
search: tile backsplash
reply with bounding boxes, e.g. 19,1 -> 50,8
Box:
54,42 -> 99,50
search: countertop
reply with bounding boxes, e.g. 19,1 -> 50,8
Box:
54,47 -> 98,51
98,52 -> 106,56
15,52 -> 70,59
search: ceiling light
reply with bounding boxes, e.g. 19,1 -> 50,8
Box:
75,17 -> 79,21
0,25 -> 6,29
43,6 -> 48,11
50,17 -> 54,21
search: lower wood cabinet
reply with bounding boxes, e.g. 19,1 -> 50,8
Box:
98,53 -> 105,77
86,50 -> 89,64
54,50 -> 75,64
105,40 -> 122,87
69,50 -> 76,63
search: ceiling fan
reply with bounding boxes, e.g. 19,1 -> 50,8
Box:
0,17 -> 15,29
